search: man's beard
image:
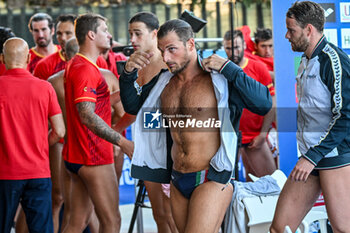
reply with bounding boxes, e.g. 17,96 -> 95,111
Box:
231,50 -> 244,65
36,38 -> 51,48
290,34 -> 309,52
170,58 -> 190,75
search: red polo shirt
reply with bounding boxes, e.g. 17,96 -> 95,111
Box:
0,64 -> 6,76
0,68 -> 61,179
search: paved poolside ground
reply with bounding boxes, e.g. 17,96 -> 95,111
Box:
120,203 -> 157,233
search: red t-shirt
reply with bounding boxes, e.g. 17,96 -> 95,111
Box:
245,52 -> 274,72
33,53 -> 110,81
33,51 -> 66,80
239,58 -> 275,144
0,68 -> 61,180
64,53 -> 113,165
239,25 -> 256,54
27,45 -> 60,73
96,55 -> 108,69
238,25 -> 274,72
0,64 -> 6,76
105,50 -> 127,78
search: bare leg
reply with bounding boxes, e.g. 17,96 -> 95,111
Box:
88,209 -> 100,233
241,140 -> 276,179
270,174 -> 321,233
114,145 -> 124,182
61,165 -> 100,233
239,148 -> 253,181
60,158 -> 72,232
144,181 -> 178,233
78,164 -> 121,233
49,142 -> 64,233
62,170 -> 94,233
170,183 -> 189,233
163,190 -> 178,233
184,181 -> 233,233
320,166 -> 350,233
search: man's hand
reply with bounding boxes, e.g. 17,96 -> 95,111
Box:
201,54 -> 229,72
124,51 -> 154,72
248,133 -> 266,149
289,157 -> 315,182
118,136 -> 134,160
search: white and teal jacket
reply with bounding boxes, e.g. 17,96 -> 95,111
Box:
297,36 -> 350,169
119,59 -> 272,184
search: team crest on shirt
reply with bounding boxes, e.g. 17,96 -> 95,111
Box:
83,87 -> 97,94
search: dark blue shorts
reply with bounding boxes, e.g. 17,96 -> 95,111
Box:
0,178 -> 53,233
310,169 -> 320,177
64,161 -> 83,174
171,169 -> 209,199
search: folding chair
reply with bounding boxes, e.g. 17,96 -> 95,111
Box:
243,195 -> 279,233
299,207 -> 328,233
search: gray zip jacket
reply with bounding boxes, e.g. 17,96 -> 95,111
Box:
297,36 -> 350,168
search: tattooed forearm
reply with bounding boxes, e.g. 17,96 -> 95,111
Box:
76,102 -> 121,145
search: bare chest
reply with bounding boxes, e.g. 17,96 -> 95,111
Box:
161,74 -> 218,117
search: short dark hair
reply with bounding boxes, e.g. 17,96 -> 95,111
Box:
286,1 -> 325,32
0,27 -> 15,53
129,12 -> 159,31
157,19 -> 194,45
223,30 -> 243,41
254,28 -> 272,44
28,13 -> 54,31
75,13 -> 106,45
56,14 -> 76,26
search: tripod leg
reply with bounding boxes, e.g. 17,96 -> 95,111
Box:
128,181 -> 146,233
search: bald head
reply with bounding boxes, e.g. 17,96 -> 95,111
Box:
2,37 -> 29,69
65,37 -> 79,61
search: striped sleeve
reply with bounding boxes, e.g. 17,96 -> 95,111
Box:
305,44 -> 350,165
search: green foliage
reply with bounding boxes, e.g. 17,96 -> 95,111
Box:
2,0 -> 270,9
239,0 -> 270,7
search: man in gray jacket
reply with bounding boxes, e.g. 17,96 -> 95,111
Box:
270,1 -> 350,232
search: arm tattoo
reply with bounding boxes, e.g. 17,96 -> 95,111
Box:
76,102 -> 121,145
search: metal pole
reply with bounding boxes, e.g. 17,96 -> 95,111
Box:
229,0 -> 234,62
229,0 -> 240,180
216,1 -> 222,49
